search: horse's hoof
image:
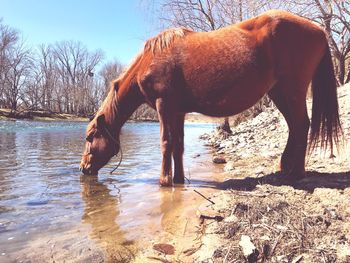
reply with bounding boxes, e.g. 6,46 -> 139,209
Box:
159,177 -> 172,187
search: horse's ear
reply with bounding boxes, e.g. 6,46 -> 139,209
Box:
96,114 -> 105,127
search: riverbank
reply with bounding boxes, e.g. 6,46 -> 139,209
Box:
191,84 -> 350,262
0,109 -> 89,122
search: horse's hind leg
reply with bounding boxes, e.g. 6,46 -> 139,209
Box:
268,81 -> 310,180
172,114 -> 185,184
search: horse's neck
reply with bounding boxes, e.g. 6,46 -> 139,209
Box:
108,88 -> 143,131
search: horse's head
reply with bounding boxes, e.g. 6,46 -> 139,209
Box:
80,114 -> 120,175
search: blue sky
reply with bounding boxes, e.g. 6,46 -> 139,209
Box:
1,0 -> 159,65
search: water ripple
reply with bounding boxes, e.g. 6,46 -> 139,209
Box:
0,120 -> 217,259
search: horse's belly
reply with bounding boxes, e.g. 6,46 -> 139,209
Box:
182,62 -> 275,116
179,44 -> 274,116
189,82 -> 271,117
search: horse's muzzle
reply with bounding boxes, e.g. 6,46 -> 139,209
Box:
80,165 -> 98,175
80,156 -> 97,175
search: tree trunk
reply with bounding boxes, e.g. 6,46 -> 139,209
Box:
336,55 -> 346,85
345,64 -> 350,84
220,117 -> 232,134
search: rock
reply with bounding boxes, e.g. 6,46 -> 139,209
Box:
199,133 -> 210,139
337,245 -> 350,262
213,156 -> 226,164
223,215 -> 238,223
239,235 -> 259,262
224,161 -> 235,172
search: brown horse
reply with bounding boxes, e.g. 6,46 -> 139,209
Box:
80,10 -> 342,186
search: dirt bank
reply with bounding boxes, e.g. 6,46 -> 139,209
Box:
192,84 -> 350,262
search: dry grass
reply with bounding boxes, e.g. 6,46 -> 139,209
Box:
208,185 -> 350,263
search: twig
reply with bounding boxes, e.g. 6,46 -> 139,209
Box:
183,218 -> 188,236
291,255 -> 304,263
223,244 -> 232,263
270,231 -> 284,257
147,256 -> 170,263
185,168 -> 191,184
193,189 -> 215,205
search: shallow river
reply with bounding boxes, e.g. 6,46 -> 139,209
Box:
0,120 -> 223,262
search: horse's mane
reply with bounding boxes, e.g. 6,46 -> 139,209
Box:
91,28 -> 193,127
117,27 -> 193,81
144,27 -> 193,54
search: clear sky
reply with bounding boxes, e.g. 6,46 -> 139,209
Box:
1,0 -> 158,65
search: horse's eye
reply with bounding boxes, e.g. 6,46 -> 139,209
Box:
86,132 -> 94,143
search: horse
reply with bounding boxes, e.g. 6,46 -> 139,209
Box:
80,10 -> 342,186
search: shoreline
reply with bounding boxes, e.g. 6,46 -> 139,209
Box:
0,109 -> 89,122
191,84 -> 350,262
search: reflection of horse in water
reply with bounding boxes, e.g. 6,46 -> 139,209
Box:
159,187 -> 184,234
80,175 -> 135,261
158,186 -> 218,260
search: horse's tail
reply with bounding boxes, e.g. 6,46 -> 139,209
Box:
309,44 -> 342,155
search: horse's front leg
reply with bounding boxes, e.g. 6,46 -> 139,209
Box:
156,98 -> 174,186
172,114 -> 185,184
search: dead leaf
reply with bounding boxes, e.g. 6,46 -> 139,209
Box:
153,243 -> 175,255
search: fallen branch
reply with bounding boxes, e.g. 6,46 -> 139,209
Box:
199,214 -> 224,222
193,189 -> 215,205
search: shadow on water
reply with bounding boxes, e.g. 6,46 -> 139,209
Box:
218,170 -> 350,193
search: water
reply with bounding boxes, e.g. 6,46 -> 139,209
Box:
0,120 -> 222,262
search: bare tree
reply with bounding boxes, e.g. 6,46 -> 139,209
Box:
52,41 -> 103,114
4,41 -> 32,112
0,19 -> 116,117
252,0 -> 350,85
305,0 -> 350,85
0,19 -> 19,108
99,60 -> 124,96
37,45 -> 57,111
23,45 -> 57,111
156,0 -> 276,30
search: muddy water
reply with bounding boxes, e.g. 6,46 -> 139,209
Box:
0,120 -> 223,262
